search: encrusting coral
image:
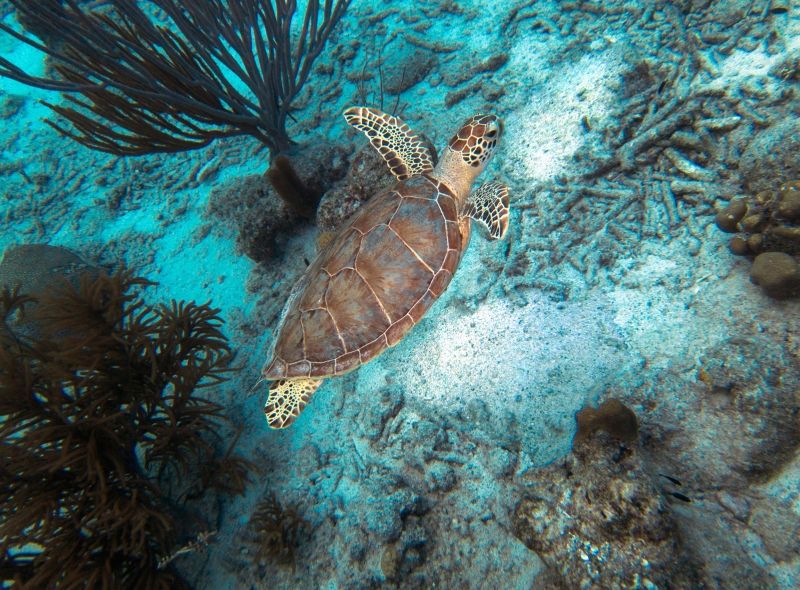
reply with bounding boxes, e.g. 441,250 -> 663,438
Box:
0,269 -> 252,589
716,180 -> 800,298
0,244 -> 100,341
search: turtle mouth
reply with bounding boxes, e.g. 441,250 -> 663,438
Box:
483,116 -> 503,141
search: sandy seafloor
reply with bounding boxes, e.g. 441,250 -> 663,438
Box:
1,0 -> 800,588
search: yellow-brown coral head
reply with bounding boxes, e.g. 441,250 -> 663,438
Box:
447,114 -> 503,170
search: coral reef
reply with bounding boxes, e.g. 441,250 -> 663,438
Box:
0,267 -> 251,589
316,142 -> 396,233
502,1 -> 793,295
2,0 -> 800,588
208,174 -> 302,264
716,180 -> 800,297
207,144 -> 348,264
513,401 -> 698,589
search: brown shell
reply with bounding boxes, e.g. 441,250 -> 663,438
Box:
263,174 -> 470,380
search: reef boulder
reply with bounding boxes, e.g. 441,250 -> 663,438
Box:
513,403 -> 697,589
315,142 -> 394,233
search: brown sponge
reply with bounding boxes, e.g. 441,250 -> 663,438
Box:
573,398 -> 639,446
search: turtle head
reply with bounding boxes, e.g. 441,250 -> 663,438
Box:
435,114 -> 503,201
447,114 -> 503,171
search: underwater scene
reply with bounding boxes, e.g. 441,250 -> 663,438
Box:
0,0 -> 799,588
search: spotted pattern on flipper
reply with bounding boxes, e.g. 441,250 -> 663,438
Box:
464,181 -> 510,240
447,114 -> 502,168
343,106 -> 434,181
264,378 -> 322,429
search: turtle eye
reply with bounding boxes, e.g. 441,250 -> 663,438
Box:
486,129 -> 497,138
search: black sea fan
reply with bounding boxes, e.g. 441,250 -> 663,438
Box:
0,0 -> 352,156
0,270 -> 251,589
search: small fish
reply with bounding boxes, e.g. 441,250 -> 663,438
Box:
670,492 -> 692,503
659,474 -> 682,486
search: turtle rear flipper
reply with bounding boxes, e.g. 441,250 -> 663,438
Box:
264,378 -> 323,429
465,181 -> 510,240
343,106 -> 434,181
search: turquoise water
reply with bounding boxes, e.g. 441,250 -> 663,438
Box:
1,1 -> 799,588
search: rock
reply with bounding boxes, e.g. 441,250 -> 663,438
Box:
715,198 -> 747,233
768,49 -> 800,81
382,41 -> 437,95
673,500 -> 778,589
206,143 -> 349,263
316,143 -> 395,233
484,446 -> 517,478
716,491 -> 750,522
512,430 -> 697,589
380,544 -> 401,580
0,243 -> 97,295
694,336 -> 800,483
728,236 -> 749,255
423,462 -> 457,493
776,181 -> 800,221
750,251 -> 800,298
207,174 -> 300,263
715,180 -> 800,288
704,0 -> 753,26
739,120 -> 800,194
0,244 -> 100,341
362,387 -> 404,441
747,233 -> 764,252
749,498 -> 800,562
362,490 -> 420,543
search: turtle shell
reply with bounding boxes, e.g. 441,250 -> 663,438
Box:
263,174 -> 470,380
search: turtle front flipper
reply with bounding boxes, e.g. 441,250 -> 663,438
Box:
343,106 -> 434,181
264,378 -> 323,429
464,181 -> 510,240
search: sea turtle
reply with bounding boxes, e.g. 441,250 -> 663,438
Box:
260,106 -> 510,428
